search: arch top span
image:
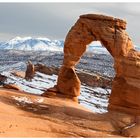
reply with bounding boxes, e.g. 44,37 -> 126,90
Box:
80,14 -> 126,29
63,13 -> 132,68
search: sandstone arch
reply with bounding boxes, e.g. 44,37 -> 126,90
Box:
56,14 -> 140,115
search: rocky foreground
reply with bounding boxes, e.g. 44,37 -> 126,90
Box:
0,67 -> 137,138
0,87 -> 135,138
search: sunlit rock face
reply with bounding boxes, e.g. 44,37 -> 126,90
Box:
56,14 -> 140,115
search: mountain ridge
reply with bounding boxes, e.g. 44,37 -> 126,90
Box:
0,37 -> 64,51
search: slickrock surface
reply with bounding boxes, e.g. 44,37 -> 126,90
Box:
0,88 -> 135,138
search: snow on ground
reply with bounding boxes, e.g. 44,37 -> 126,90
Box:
0,62 -> 27,72
12,96 -> 33,104
2,71 -> 57,95
1,71 -> 111,113
80,86 -> 110,113
11,95 -> 44,104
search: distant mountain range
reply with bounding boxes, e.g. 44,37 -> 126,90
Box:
0,37 -> 64,51
0,37 -> 139,52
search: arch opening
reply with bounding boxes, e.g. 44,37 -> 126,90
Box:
76,40 -> 114,113
77,40 -> 115,77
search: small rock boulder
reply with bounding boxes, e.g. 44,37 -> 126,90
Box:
3,84 -> 21,91
25,61 -> 35,81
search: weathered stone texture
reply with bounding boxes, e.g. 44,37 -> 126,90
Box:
56,14 -> 140,116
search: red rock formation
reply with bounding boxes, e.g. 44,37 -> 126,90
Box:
0,74 -> 7,85
3,84 -> 21,91
12,71 -> 25,78
56,14 -> 140,115
34,63 -> 58,75
44,14 -> 140,137
25,61 -> 35,81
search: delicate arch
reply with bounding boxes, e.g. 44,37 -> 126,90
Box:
56,14 -> 140,115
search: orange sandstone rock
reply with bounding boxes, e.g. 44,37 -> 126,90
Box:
45,14 -> 140,136
57,66 -> 81,97
3,84 -> 21,91
56,13 -> 140,117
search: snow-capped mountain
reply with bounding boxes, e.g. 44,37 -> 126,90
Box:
0,37 -> 64,52
0,37 -> 110,54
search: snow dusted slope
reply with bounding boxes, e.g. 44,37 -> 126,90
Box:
1,71 -> 111,114
0,62 -> 27,72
